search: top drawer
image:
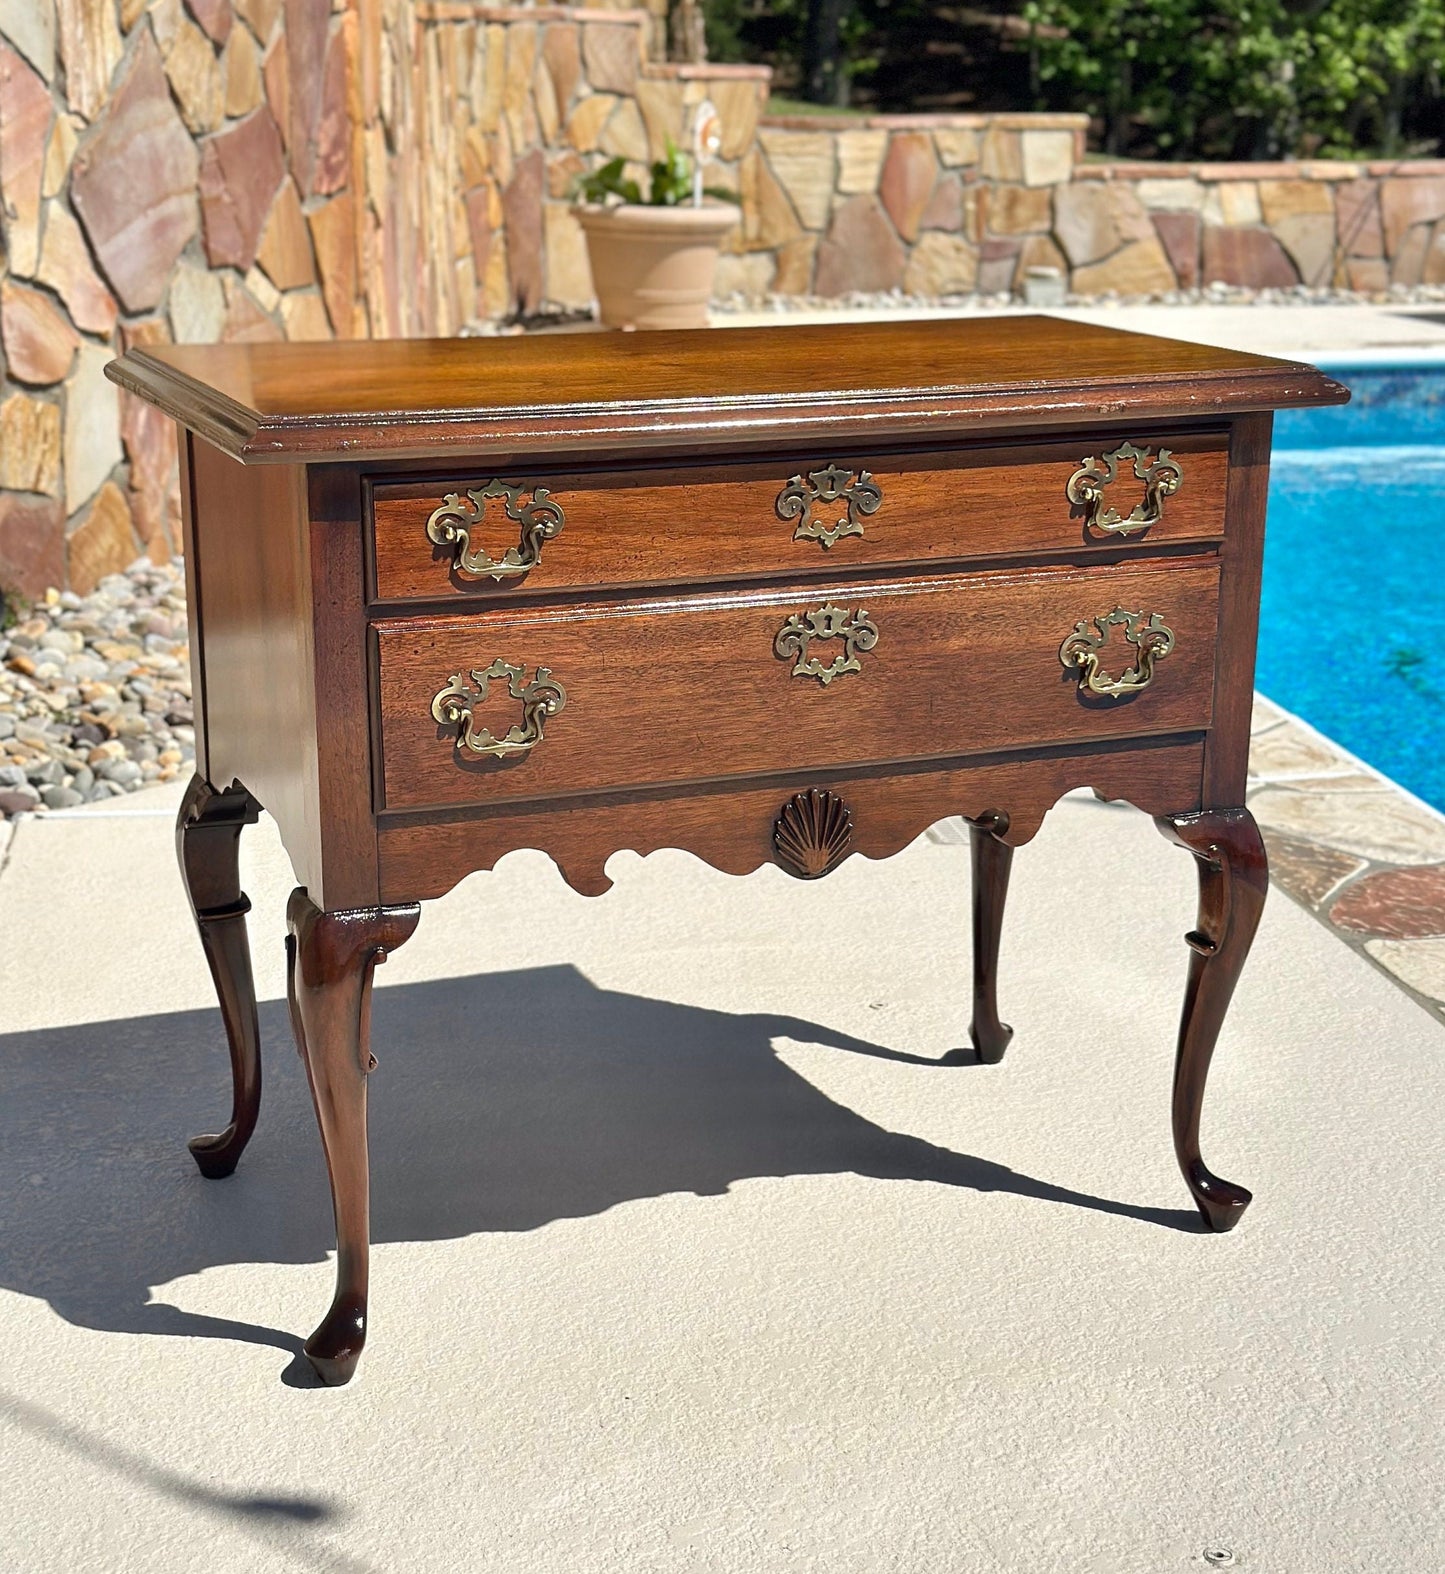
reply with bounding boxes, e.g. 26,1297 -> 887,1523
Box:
368,431 -> 1230,603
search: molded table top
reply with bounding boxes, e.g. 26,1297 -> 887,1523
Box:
106,316 -> 1348,465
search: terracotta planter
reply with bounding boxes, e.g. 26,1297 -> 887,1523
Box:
573,202 -> 739,331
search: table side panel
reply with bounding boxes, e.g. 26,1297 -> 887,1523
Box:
375,560 -> 1220,812
369,433 -> 1230,602
187,437 -> 324,894
1203,411 -> 1273,804
176,429 -> 210,780
306,467 -> 383,908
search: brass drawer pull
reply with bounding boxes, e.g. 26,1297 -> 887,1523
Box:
425,480 -> 565,580
1060,607 -> 1175,697
776,464 -> 882,548
1067,442 -> 1182,536
775,602 -> 878,686
431,660 -> 566,756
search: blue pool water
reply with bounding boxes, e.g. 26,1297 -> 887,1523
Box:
1259,360 -> 1445,811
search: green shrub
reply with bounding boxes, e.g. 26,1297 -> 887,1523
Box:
576,140 -> 739,206
1019,0 -> 1445,158
704,0 -> 1444,158
1,584 -> 26,631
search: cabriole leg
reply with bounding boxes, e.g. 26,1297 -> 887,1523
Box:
968,811 -> 1014,1065
286,889 -> 420,1386
1155,807 -> 1268,1232
176,774 -> 263,1179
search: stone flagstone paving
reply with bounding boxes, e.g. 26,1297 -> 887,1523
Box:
1245,694 -> 1445,1020
926,693 -> 1445,1023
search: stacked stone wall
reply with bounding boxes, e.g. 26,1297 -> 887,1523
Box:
400,6 -> 766,332
718,113 -> 1085,299
1,0 -> 377,598
0,0 -> 764,596
1068,162 -> 1445,294
734,114 -> 1445,299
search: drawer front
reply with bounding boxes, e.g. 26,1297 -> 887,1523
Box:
375,561 -> 1220,811
369,433 -> 1229,602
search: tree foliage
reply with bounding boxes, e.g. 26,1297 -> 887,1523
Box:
705,0 -> 1445,158
705,0 -> 886,101
1020,0 -> 1445,157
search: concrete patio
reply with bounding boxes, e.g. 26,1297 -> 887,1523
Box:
2,771 -> 1442,1572
716,298 -> 1445,356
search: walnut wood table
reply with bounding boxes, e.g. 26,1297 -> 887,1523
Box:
109,319 -> 1345,1385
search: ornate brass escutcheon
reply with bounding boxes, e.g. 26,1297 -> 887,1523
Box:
424,480 -> 566,580
430,659 -> 566,757
774,602 -> 879,686
1066,442 -> 1183,536
1059,607 -> 1176,697
775,464 -> 883,548
774,787 -> 853,879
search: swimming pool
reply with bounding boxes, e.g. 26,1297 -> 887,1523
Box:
1258,356 -> 1445,812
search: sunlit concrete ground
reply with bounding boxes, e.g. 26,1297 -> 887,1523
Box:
715,298 -> 1445,356
1,776 -> 1443,1573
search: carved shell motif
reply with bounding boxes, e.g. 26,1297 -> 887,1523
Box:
773,787 -> 853,879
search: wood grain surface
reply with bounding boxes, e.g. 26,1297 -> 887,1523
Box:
376,738 -> 1207,900
1203,412 -> 1274,804
186,435 -> 326,895
305,466 -> 383,908
374,560 -> 1221,811
107,317 -> 1349,465
369,432 -> 1230,602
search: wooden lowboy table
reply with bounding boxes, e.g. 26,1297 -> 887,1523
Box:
108,318 -> 1345,1385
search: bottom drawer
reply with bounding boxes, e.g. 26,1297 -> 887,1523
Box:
375,561 -> 1220,811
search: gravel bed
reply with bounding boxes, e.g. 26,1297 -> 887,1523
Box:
0,559 -> 193,818
712,282 -> 1445,313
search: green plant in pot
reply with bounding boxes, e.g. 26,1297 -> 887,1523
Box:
573,134 -> 739,331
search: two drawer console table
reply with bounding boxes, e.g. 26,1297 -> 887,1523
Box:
109,318 -> 1345,1385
